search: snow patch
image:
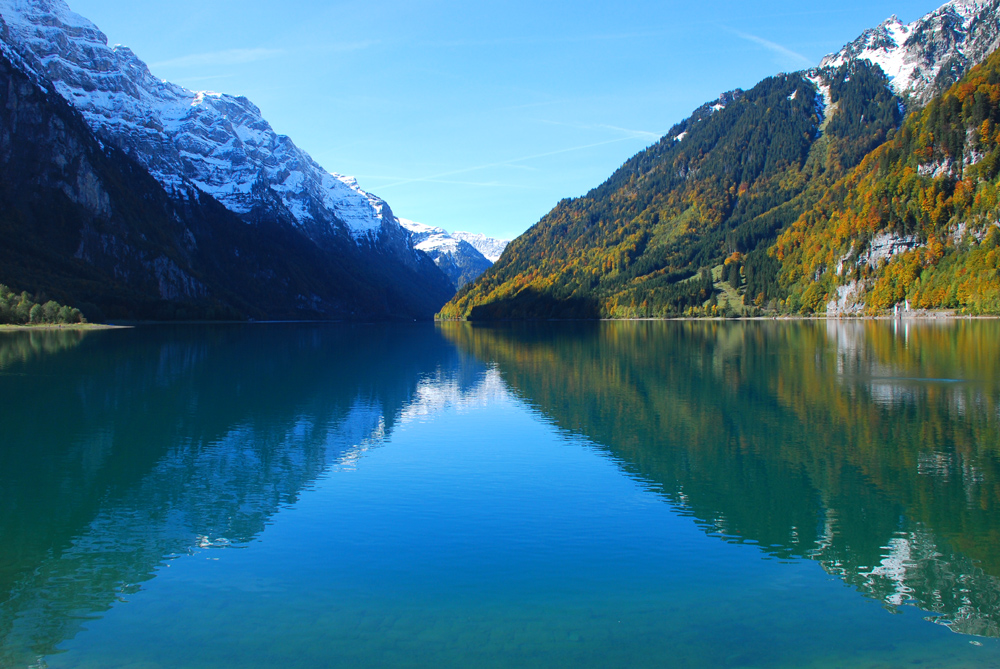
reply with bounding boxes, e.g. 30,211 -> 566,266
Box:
452,231 -> 510,262
398,218 -> 509,263
820,1 -> 1000,102
0,0 -> 391,240
807,74 -> 832,116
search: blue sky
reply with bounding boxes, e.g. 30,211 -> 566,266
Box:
70,0 -> 943,240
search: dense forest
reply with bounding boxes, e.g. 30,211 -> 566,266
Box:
440,62 -> 903,319
776,48 -> 1000,315
440,52 -> 1000,319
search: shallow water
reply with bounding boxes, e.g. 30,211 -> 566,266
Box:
1,320 -> 999,667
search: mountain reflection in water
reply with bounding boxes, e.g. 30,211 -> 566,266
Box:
441,319 -> 1000,638
1,320 -> 999,668
0,324 -> 493,667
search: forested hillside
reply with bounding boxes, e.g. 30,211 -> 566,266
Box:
776,48 -> 1000,315
440,62 -> 903,319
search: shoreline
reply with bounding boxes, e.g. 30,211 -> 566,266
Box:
0,323 -> 131,331
607,312 -> 1000,322
439,310 -> 1000,323
2,315 -> 994,329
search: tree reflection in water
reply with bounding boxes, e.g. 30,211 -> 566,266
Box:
442,319 -> 1000,638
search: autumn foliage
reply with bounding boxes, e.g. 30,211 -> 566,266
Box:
775,49 -> 1000,314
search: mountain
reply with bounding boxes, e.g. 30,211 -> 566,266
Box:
440,62 -> 902,319
450,232 -> 509,263
0,42 -> 455,321
398,219 -> 508,289
0,0 -> 454,320
440,0 -> 1000,320
775,47 -> 1000,315
822,0 -> 1000,104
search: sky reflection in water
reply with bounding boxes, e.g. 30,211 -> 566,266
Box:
0,321 -> 999,667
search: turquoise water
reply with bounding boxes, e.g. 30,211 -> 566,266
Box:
1,321 -> 999,667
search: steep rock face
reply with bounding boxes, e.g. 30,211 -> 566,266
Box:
0,42 -> 209,315
822,0 -> 1000,104
0,0 -> 456,319
0,0 -> 394,243
0,44 -> 452,320
398,219 -> 493,289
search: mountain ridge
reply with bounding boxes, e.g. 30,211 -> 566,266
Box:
0,37 -> 453,320
0,0 -> 397,244
398,218 -> 509,289
0,0 -> 457,320
440,0 -> 1000,319
821,0 -> 1000,104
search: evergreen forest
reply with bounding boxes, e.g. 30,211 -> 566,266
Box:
440,53 -> 1000,319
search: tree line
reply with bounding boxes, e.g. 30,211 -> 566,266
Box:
0,284 -> 85,325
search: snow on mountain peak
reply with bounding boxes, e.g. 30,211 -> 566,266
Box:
451,231 -> 510,263
397,218 -> 446,237
946,0 -> 994,20
821,0 -> 1000,103
396,218 -> 501,288
397,219 -> 509,264
0,0 -> 92,31
0,0 -> 390,239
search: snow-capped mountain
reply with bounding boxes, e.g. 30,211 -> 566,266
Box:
0,0 -> 401,244
0,0 -> 458,319
822,0 -> 1000,103
451,232 -> 509,263
398,219 -> 508,288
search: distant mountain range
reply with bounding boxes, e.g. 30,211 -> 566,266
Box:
441,0 -> 1000,319
4,0 -> 998,321
398,219 -> 509,289
0,0 -> 454,320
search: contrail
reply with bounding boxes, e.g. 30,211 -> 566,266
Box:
375,136 -> 644,190
724,27 -> 814,67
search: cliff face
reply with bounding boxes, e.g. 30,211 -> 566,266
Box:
0,0 -> 456,321
0,45 -> 453,320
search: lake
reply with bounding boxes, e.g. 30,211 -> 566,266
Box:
1,320 -> 999,667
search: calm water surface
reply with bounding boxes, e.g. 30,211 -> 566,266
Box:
1,321 -> 1000,667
